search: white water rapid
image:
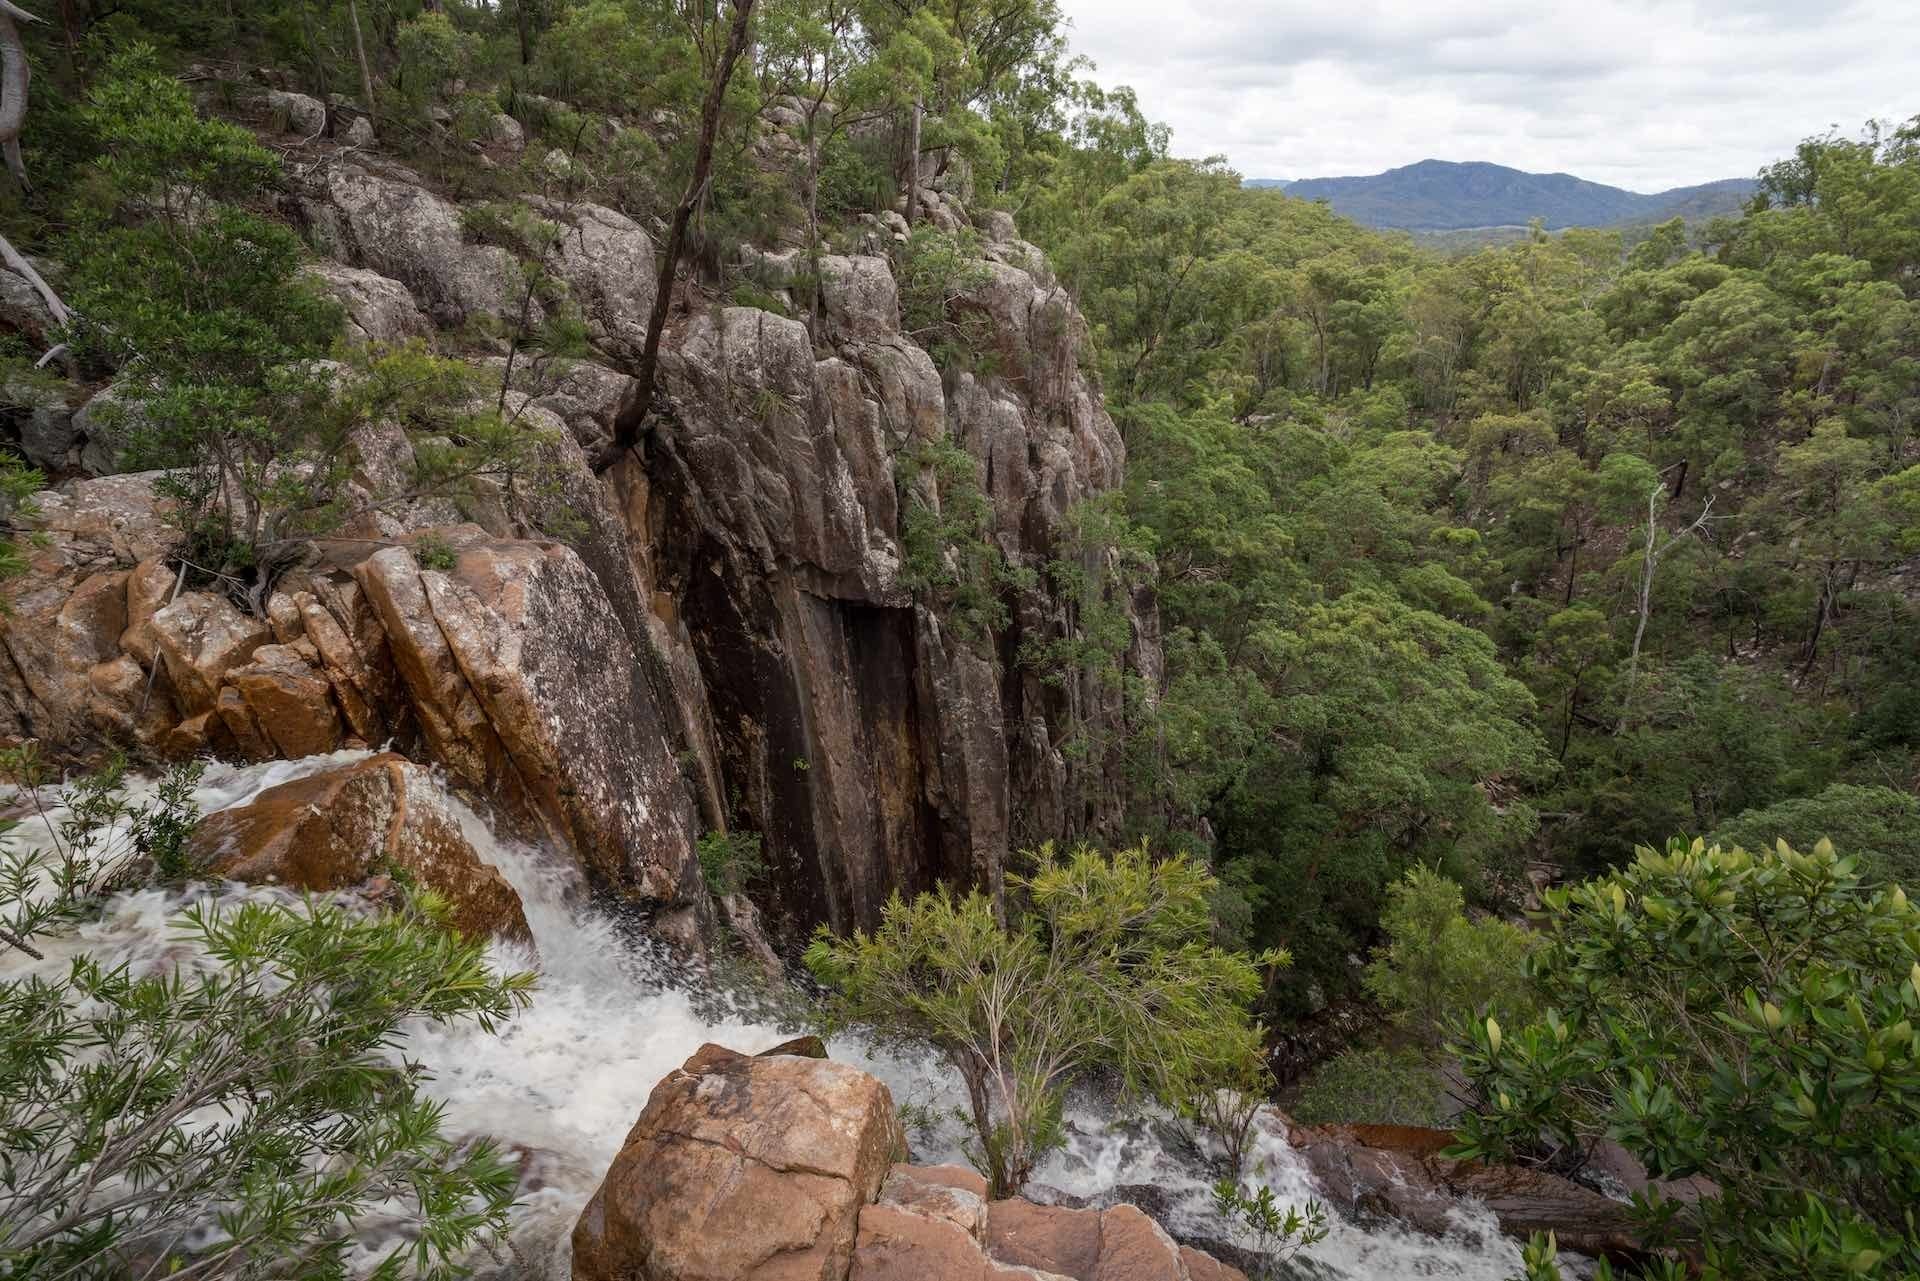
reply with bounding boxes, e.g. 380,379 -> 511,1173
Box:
1,755 -> 1535,1280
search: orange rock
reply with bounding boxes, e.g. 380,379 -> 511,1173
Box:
149,591 -> 271,717
572,1047 -> 903,1281
190,753 -> 529,941
226,643 -> 344,758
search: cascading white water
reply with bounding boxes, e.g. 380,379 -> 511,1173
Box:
1,755 -> 1532,1280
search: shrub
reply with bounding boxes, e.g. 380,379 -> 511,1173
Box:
1451,836 -> 1920,1279
1362,866 -> 1537,1046
697,828 -> 766,898
896,436 -> 1015,640
1291,1047 -> 1446,1127
807,841 -> 1280,1197
0,757 -> 536,1278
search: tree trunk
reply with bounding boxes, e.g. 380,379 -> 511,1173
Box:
345,0 -> 377,128
904,98 -> 922,226
593,0 -> 757,473
514,0 -> 534,65
806,122 -> 823,337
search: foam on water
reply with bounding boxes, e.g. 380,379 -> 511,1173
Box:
2,756 -> 1530,1280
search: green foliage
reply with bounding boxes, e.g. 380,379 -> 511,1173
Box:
1363,867 -> 1538,1046
0,749 -> 534,1276
896,435 -> 1013,640
50,48 -> 572,577
1452,836 -> 1920,1279
697,828 -> 766,898
0,747 -> 206,951
1711,785 -> 1920,888
1209,1179 -> 1327,1281
1291,1047 -> 1445,1127
0,893 -> 534,1278
893,226 -> 993,371
413,533 -> 459,573
807,841 -> 1278,1197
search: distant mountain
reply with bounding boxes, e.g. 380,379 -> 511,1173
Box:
1243,160 -> 1757,231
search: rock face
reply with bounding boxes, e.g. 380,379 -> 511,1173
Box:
622,202 -> 1155,934
3,148 -> 1160,944
1287,1123 -> 1646,1261
574,1046 -> 1245,1281
190,753 -> 530,940
572,1043 -> 904,1281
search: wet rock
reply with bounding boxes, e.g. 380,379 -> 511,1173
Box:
980,1198 -> 1230,1281
305,260 -> 431,346
354,538 -> 700,905
190,752 -> 530,940
572,1044 -> 903,1281
1287,1123 -> 1645,1261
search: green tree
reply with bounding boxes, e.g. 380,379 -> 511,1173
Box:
1711,785 -> 1920,887
806,841 -> 1277,1196
1452,836 -> 1920,1279
1362,866 -> 1536,1047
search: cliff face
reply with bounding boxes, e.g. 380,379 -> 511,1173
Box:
0,130 -> 1160,942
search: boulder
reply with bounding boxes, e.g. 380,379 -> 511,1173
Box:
1288,1123 -> 1645,1261
525,199 -> 655,359
322,164 -> 518,326
224,642 -> 345,758
818,254 -> 900,344
189,752 -> 530,941
305,260 -> 431,346
572,1044 -> 903,1281
264,88 -> 328,137
72,383 -> 149,477
353,538 -> 701,905
489,111 -> 526,151
147,591 -> 272,718
981,1198 -> 1228,1281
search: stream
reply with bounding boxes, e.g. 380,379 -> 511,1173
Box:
1,754 -> 1533,1279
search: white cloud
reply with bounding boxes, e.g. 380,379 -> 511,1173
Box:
1055,0 -> 1918,190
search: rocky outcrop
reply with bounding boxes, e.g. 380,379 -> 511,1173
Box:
1287,1122 -> 1646,1262
574,1044 -> 1245,1281
305,260 -> 432,347
623,201 -> 1152,934
4,148 -> 1160,945
572,1043 -> 904,1281
306,163 -> 520,327
189,753 -> 530,940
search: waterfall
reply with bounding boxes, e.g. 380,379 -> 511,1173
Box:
1,755 -> 1532,1280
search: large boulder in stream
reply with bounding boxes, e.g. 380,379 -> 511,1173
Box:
189,753 -> 530,942
573,1043 -> 1248,1281
572,1042 -> 904,1281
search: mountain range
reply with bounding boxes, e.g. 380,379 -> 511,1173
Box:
1246,160 -> 1757,232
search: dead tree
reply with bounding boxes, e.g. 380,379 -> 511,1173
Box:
1617,481 -> 1714,730
592,0 -> 757,474
0,0 -> 74,358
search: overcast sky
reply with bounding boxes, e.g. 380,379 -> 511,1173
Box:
1054,0 -> 1919,192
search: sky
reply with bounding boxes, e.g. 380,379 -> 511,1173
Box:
1053,0 -> 1919,192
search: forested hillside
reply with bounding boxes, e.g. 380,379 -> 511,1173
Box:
0,1 -> 1915,1278
1263,160 -> 1758,231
